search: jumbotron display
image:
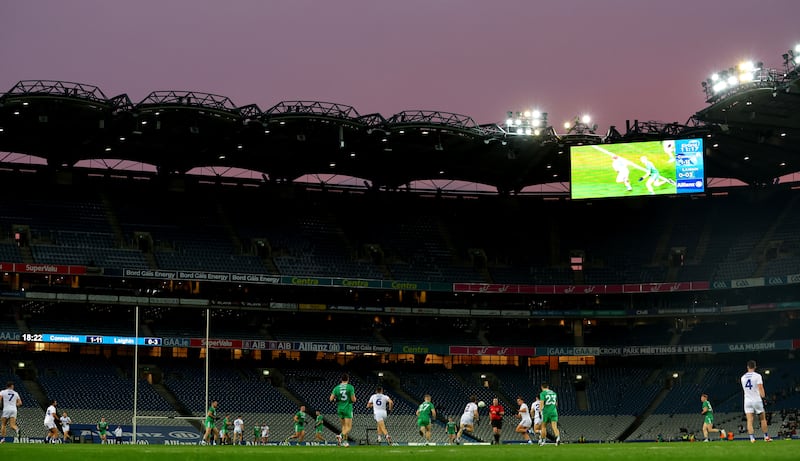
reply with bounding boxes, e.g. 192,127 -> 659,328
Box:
570,138 -> 705,199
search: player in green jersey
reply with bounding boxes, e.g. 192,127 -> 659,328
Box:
314,410 -> 326,444
253,423 -> 261,445
330,373 -> 356,447
446,416 -> 458,445
220,414 -> 231,445
202,400 -> 219,445
701,394 -> 726,442
416,394 -> 436,445
286,405 -> 308,444
97,417 -> 109,444
539,383 -> 560,446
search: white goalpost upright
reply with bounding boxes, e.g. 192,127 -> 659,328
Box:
131,305 -> 211,444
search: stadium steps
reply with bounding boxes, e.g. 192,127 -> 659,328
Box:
619,385 -> 671,441
753,194 -> 800,276
19,245 -> 34,264
213,198 -> 244,255
150,382 -> 204,432
100,192 -> 126,248
21,378 -> 48,409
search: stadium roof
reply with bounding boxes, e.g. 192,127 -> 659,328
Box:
1,78 -> 799,194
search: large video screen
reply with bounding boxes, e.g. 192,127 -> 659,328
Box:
570,138 -> 705,200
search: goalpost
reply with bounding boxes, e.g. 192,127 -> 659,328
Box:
130,305 -> 211,444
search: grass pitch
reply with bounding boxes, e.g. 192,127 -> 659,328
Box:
1,441 -> 795,461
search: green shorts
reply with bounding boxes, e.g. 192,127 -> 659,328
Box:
542,411 -> 558,423
337,407 -> 353,420
294,424 -> 305,433
417,419 -> 430,428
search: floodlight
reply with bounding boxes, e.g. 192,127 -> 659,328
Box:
378,372 -> 384,377
524,110 -> 531,118
712,81 -> 727,93
795,43 -> 800,53
533,129 -> 540,136
525,128 -> 532,135
515,119 -> 522,126
581,115 -> 591,124
532,110 -> 541,118
564,121 -> 571,129
516,127 -> 523,134
672,372 -> 679,379
739,61 -> 754,72
711,73 -> 720,82
576,374 -> 583,381
726,75 -> 738,86
18,362 -> 25,368
506,118 -> 513,126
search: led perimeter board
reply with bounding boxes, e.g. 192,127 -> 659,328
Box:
570,138 -> 705,200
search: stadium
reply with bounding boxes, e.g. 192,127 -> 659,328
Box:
1,45 -> 799,461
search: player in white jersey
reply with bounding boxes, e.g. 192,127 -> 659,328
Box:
740,360 -> 771,442
531,395 -> 543,442
611,156 -> 632,191
514,396 -> 533,444
1,381 -> 22,442
60,410 -> 72,442
43,399 -> 59,443
456,395 -> 479,444
367,386 -> 394,445
232,415 -> 244,445
260,423 -> 269,444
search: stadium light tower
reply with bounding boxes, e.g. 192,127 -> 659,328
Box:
504,109 -> 547,136
702,59 -> 764,102
782,43 -> 800,75
563,114 -> 597,135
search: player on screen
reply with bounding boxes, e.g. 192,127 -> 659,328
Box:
611,155 -> 632,191
663,140 -> 676,163
456,394 -> 479,444
638,156 -> 673,194
367,386 -> 394,445
741,360 -> 771,442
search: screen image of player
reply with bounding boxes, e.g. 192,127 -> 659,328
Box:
569,138 -> 704,200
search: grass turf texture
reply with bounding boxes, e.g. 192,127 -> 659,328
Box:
570,141 -> 677,200
2,441 -> 795,461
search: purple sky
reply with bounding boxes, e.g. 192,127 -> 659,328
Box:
2,0 -> 800,133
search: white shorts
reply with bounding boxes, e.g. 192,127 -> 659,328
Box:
45,421 -> 57,430
533,417 -> 542,426
616,171 -> 629,183
373,411 -> 387,423
518,419 -> 532,429
459,414 -> 474,426
744,399 -> 765,415
62,425 -> 70,432
2,408 -> 18,419
234,428 -> 242,434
